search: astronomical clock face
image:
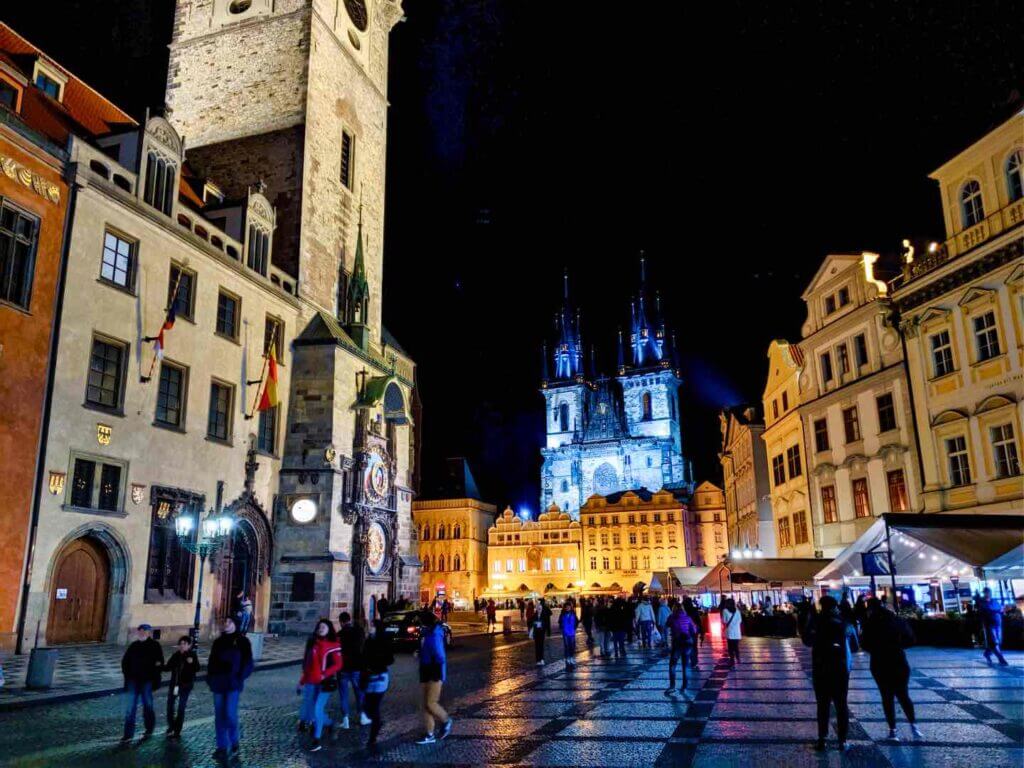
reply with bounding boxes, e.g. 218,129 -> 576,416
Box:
365,521 -> 387,575
364,449 -> 391,505
344,0 -> 369,31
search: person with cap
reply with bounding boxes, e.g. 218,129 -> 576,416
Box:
120,624 -> 165,743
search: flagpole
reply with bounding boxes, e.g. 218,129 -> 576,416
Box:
245,323 -> 278,420
141,267 -> 186,383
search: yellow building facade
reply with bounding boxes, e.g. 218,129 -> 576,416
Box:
690,481 -> 729,566
485,506 -> 583,599
719,406 -> 776,556
762,340 -> 816,557
414,498 -> 496,606
893,109 -> 1023,516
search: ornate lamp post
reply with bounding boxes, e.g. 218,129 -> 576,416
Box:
175,481 -> 234,646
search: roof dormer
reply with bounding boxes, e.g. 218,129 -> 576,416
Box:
32,57 -> 66,102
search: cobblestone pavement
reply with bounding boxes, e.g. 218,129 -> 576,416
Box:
1,633 -> 1021,767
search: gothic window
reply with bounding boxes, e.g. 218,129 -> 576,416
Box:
960,180 -> 984,228
145,496 -> 198,602
559,403 -> 569,432
422,555 -> 430,571
437,524 -> 446,540
641,391 -> 653,421
593,463 -> 618,496
143,151 -> 177,216
246,225 -> 269,276
1007,149 -> 1024,202
453,524 -> 461,539
437,554 -> 445,571
453,554 -> 462,571
421,525 -> 430,541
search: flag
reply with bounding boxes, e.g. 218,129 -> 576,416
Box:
146,303 -> 177,360
257,346 -> 279,412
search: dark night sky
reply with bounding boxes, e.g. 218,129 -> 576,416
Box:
5,1 -> 1021,511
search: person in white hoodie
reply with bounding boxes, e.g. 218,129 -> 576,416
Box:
635,598 -> 656,649
721,598 -> 742,665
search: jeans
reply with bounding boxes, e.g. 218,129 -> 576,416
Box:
122,680 -> 155,738
338,670 -> 365,717
690,638 -> 700,668
563,634 -> 576,660
639,620 -> 654,648
983,625 -> 1007,664
534,628 -> 546,662
166,685 -> 191,734
668,640 -> 690,690
813,675 -> 850,743
213,690 -> 241,751
313,688 -> 333,738
421,681 -> 448,735
299,682 -> 317,724
727,638 -> 741,664
613,630 -> 627,656
872,669 -> 916,729
364,691 -> 385,743
598,628 -> 612,655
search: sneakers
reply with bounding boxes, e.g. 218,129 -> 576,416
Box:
536,660 -> 545,666
308,739 -> 322,753
887,728 -> 900,741
360,712 -> 372,726
415,733 -> 437,745
339,716 -> 350,730
439,719 -> 453,740
911,724 -> 924,739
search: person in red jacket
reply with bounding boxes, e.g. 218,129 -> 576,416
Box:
297,619 -> 343,752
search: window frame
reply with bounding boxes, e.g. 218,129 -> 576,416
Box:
991,423 -> 1021,479
1007,148 -> 1024,203
168,261 -> 196,321
886,469 -> 909,512
813,418 -> 830,453
876,392 -> 897,433
264,314 -> 285,360
930,329 -> 955,378
154,359 -> 188,430
959,179 -> 985,229
771,454 -> 786,486
820,352 -> 833,385
945,435 -> 972,487
99,229 -> 137,292
340,128 -> 356,191
65,450 -> 128,514
821,485 -> 838,524
842,406 -> 861,443
206,378 -> 234,443
84,333 -> 128,413
215,288 -> 241,341
854,333 -> 868,368
972,311 -> 1001,362
793,510 -> 808,545
0,200 -> 40,310
852,477 -> 871,518
786,444 -> 802,478
257,403 -> 279,456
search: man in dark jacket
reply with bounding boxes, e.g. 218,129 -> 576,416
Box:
207,617 -> 254,761
801,596 -> 859,752
120,624 -> 164,743
978,588 -> 1009,665
165,635 -> 200,737
337,611 -> 370,728
861,598 -> 922,741
580,598 -> 594,646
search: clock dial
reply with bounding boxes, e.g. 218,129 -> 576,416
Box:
290,498 -> 317,524
344,0 -> 369,32
363,451 -> 391,504
365,522 -> 387,574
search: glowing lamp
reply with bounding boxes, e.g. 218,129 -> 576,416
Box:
732,549 -> 742,559
708,611 -> 723,638
174,514 -> 195,538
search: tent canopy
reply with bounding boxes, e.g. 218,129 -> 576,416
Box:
695,559 -> 827,591
815,513 -> 1024,583
669,566 -> 713,588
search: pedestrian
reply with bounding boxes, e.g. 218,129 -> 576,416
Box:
441,599 -> 451,623
559,599 -> 578,667
683,598 -> 703,669
337,611 -> 371,728
416,610 -> 452,744
802,595 -> 859,752
297,618 -> 342,752
978,588 -> 1009,665
119,623 -> 164,743
612,597 -> 629,657
207,616 -> 254,762
378,594 -> 390,618
532,599 -> 549,666
581,597 -> 594,647
518,598 -> 526,623
525,598 -> 536,629
360,626 -> 395,750
486,599 -> 497,633
635,597 -> 655,648
593,598 -> 608,655
666,602 -> 698,697
235,593 -> 254,635
656,598 -> 671,647
721,598 -> 742,665
164,635 -> 199,738
860,597 -> 923,741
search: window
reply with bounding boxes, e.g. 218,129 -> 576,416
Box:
421,526 -> 430,541
291,572 -> 315,602
590,556 -> 597,570
772,399 -> 779,419
628,531 -> 637,545
1007,149 -> 1024,202
814,418 -> 830,453
612,533 -> 620,545
69,455 -> 124,512
793,511 -> 809,544
854,334 -> 868,368
960,180 -> 985,228
930,331 -> 954,377
600,533 -> 608,546
558,402 -> 569,431
946,436 -> 971,486
0,203 -> 38,309
506,559 -> 513,573
642,391 -> 653,421
0,79 -> 19,111
782,391 -> 789,411
257,404 -> 278,454
786,445 -> 802,478
542,558 -> 551,572
667,513 -> 674,522
614,556 -> 622,569
630,555 -> 638,570
216,290 -> 240,339
641,532 -> 649,545
821,485 -> 838,523
602,557 -> 610,570
35,72 -> 61,99
168,262 -> 195,321
155,362 -> 187,428
555,558 -> 564,572
778,517 -> 791,548
493,560 -> 501,574
86,336 -> 126,410
838,287 -> 850,307
714,530 -> 722,545
145,496 -> 197,601
667,530 -> 676,543
207,380 -> 233,441
886,469 -> 909,512
261,317 -> 284,363
143,152 -> 177,216
824,295 -> 836,315
438,525 -> 446,540
820,352 -> 833,384
973,312 -> 1000,361
991,423 -> 1021,478
518,559 -> 526,572
340,129 -> 355,190
842,407 -> 861,443
837,344 -> 850,375
453,555 -> 461,571
653,513 -> 660,523
588,533 -> 596,546
560,480 -> 569,493
772,454 -> 786,486
874,393 -> 897,433
246,226 -> 269,276
453,524 -> 461,539
654,531 -> 662,544
852,478 -> 871,518
99,231 -> 135,289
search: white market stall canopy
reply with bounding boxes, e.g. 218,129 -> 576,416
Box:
815,513 -> 1024,583
695,559 -> 828,591
669,566 -> 713,589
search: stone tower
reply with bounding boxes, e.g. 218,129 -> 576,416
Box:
164,0 -> 419,632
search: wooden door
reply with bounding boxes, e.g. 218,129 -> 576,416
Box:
47,538 -> 109,645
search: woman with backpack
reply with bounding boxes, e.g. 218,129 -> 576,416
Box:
666,602 -> 698,697
801,595 -> 859,752
860,597 -> 923,741
297,618 -> 343,752
721,598 -> 742,665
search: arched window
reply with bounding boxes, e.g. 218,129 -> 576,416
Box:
453,524 -> 461,539
559,402 -> 569,432
143,151 -> 177,216
960,180 -> 985,228
560,479 -> 569,493
421,525 -> 430,541
437,524 -> 446,540
453,554 -> 462,571
641,391 -> 653,421
1007,149 -> 1024,203
437,554 -> 445,571
422,555 -> 430,571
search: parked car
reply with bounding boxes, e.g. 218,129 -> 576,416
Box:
380,611 -> 453,649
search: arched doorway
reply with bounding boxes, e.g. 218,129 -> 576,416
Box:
47,537 -> 110,645
219,520 -> 258,622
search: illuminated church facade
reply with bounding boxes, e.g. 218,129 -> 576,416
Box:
540,263 -> 694,518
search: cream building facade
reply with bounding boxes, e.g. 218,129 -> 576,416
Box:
485,507 -> 583,599
892,109 -> 1023,516
762,340 -> 815,558
415,498 -> 496,605
690,481 -> 729,566
719,406 -> 775,556
798,253 -> 922,558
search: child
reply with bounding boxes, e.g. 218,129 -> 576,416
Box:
559,599 -> 578,667
165,635 -> 200,737
360,628 -> 395,750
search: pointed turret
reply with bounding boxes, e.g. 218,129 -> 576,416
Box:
344,199 -> 371,351
617,328 -> 626,375
553,269 -> 584,380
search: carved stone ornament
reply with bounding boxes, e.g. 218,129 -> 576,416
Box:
131,484 -> 146,505
48,471 -> 66,496
145,117 -> 182,154
0,154 -> 61,204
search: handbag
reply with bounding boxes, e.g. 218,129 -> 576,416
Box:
319,675 -> 338,693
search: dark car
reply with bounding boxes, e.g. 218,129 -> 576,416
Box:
379,611 -> 453,650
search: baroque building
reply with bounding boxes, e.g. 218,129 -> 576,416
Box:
690,480 -> 729,566
892,109 -> 1022,517
540,264 -> 693,518
719,405 -> 775,556
486,506 -> 583,600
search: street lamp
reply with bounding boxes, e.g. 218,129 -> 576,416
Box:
175,480 -> 233,646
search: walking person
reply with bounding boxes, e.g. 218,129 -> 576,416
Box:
532,599 -> 550,666
119,624 -> 164,744
656,598 -> 671,648
235,592 -> 254,635
165,635 -> 199,738
612,598 -> 629,657
416,610 -> 452,744
337,611 -> 371,728
559,599 -> 579,667
581,597 -> 594,647
802,595 -> 859,752
298,618 -> 343,752
593,598 -> 608,655
360,626 -> 395,750
683,598 -> 703,669
207,616 -> 255,762
978,588 -> 1009,665
666,602 -> 698,697
861,598 -> 922,741
721,598 -> 742,665
486,599 -> 497,633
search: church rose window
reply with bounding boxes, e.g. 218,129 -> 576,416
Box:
593,462 -> 618,495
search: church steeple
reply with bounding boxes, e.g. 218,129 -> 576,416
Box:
631,252 -> 662,368
344,199 -> 371,351
553,269 -> 584,381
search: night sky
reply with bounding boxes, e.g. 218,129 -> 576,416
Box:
5,1 -> 1021,511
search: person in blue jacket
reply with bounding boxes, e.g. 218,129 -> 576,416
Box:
559,599 -> 579,667
978,588 -> 1009,665
206,616 -> 254,762
801,595 -> 859,753
415,610 -> 452,745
